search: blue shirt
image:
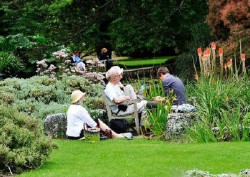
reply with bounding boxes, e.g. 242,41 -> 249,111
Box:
162,74 -> 186,105
73,55 -> 82,63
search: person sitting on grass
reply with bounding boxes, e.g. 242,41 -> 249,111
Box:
66,90 -> 132,140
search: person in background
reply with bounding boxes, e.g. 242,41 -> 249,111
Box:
72,51 -> 86,71
157,67 -> 186,105
66,90 -> 132,140
99,48 -> 112,70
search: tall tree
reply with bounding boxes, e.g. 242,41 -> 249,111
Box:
206,0 -> 250,56
108,0 -> 210,56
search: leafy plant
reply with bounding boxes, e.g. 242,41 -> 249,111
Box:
185,75 -> 250,142
0,51 -> 23,78
0,75 -> 104,120
146,103 -> 169,139
242,112 -> 250,141
0,105 -> 57,174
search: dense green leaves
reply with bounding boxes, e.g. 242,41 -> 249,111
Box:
1,0 -> 212,77
109,0 -> 210,56
0,105 -> 56,174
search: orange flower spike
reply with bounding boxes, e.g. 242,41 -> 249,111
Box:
211,42 -> 216,50
207,49 -> 211,56
241,53 -> 246,61
218,48 -> 223,56
194,72 -> 199,80
227,59 -> 232,68
197,48 -> 202,56
204,49 -> 210,57
224,63 -> 227,69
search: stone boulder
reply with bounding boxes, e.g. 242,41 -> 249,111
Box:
44,110 -> 107,139
166,112 -> 196,140
44,113 -> 67,139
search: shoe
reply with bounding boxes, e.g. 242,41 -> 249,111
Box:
123,133 -> 133,140
100,135 -> 108,140
78,137 -> 85,140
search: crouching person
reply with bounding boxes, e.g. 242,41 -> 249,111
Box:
66,90 -> 132,140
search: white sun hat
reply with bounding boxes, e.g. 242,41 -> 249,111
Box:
71,90 -> 86,103
106,66 -> 124,79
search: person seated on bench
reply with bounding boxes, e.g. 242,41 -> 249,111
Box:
66,90 -> 132,140
72,51 -> 86,71
104,66 -> 148,120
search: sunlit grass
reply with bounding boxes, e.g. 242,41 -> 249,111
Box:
117,56 -> 175,67
18,139 -> 250,177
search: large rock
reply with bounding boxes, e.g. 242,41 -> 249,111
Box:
44,110 -> 107,139
44,113 -> 67,139
166,112 -> 196,140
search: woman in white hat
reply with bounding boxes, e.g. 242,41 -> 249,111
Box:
66,90 -> 131,140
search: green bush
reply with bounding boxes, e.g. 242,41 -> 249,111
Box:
0,75 -> 104,120
0,105 -> 57,174
0,51 -> 23,78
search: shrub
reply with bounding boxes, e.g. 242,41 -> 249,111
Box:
0,51 -> 23,78
0,105 -> 57,174
0,75 -> 104,120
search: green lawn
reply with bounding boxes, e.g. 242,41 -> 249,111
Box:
116,56 -> 175,67
18,139 -> 250,177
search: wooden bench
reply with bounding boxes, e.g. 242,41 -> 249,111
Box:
102,91 -> 141,135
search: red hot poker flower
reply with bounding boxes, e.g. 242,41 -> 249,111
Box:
211,42 -> 216,50
197,48 -> 202,56
204,49 -> 211,57
194,72 -> 199,80
219,48 -> 223,56
227,59 -> 232,68
241,53 -> 246,61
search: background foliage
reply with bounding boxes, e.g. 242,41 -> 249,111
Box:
0,0 -> 213,78
1,0 -> 249,78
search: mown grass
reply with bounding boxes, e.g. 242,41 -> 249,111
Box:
116,56 -> 175,67
18,139 -> 250,177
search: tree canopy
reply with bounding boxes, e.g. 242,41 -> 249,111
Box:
0,0 -> 249,77
206,0 -> 250,55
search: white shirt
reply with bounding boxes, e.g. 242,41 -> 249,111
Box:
104,82 -> 125,113
66,105 -> 97,137
104,82 -> 147,115
104,82 -> 125,101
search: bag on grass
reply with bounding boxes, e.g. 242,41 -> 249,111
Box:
110,119 -> 127,133
84,124 -> 100,142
